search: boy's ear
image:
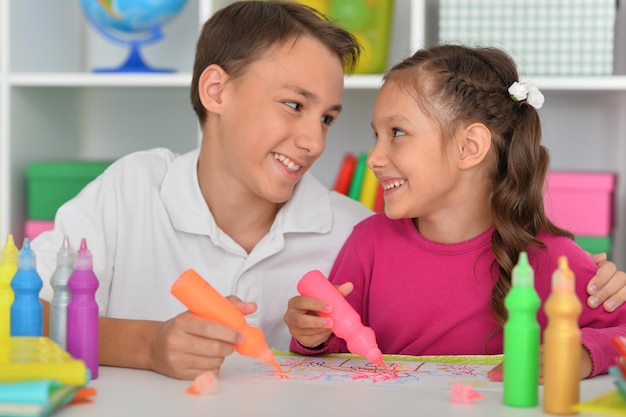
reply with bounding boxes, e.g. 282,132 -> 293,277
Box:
458,123 -> 492,169
198,64 -> 228,113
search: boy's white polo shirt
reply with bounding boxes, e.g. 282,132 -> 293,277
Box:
34,148 -> 372,349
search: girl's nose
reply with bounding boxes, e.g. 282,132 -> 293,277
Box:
367,143 -> 385,171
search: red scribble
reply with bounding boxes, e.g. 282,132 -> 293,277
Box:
345,362 -> 403,383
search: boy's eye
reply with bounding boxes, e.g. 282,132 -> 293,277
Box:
321,115 -> 335,126
285,101 -> 301,111
392,128 -> 406,137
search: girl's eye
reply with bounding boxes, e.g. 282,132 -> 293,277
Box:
285,101 -> 301,111
392,128 -> 406,137
321,115 -> 335,127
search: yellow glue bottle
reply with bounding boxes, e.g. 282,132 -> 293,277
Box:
0,234 -> 18,339
543,256 -> 582,415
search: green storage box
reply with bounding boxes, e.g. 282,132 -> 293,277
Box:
574,236 -> 612,259
27,161 -> 112,220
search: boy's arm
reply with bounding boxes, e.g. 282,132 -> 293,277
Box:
43,299 -> 245,380
587,253 -> 626,312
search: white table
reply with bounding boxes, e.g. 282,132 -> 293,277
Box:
53,355 -> 616,417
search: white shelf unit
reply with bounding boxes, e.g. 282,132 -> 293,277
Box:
1,0 -> 625,268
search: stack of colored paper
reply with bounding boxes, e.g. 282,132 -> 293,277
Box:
611,336 -> 626,402
332,152 -> 384,212
572,335 -> 626,415
0,337 -> 91,416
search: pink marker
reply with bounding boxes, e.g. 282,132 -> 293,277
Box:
67,238 -> 99,379
297,270 -> 386,369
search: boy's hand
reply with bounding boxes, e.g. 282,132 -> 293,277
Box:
284,282 -> 353,349
587,253 -> 626,312
149,296 -> 257,380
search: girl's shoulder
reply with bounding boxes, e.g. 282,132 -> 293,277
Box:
529,231 -> 596,276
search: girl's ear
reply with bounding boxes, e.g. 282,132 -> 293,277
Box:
458,123 -> 492,170
198,64 -> 228,113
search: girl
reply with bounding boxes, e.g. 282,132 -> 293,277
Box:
285,45 -> 626,379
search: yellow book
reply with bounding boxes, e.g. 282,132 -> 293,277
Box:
359,165 -> 379,211
0,337 -> 88,386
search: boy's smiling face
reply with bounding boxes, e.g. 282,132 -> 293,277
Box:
205,35 -> 345,205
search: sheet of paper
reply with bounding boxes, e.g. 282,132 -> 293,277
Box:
251,353 -> 504,391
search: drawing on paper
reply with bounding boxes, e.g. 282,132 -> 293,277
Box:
250,354 -> 503,390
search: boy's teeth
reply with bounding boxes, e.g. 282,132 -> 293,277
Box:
384,180 -> 405,190
274,153 -> 301,172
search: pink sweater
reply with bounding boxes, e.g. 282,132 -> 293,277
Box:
290,213 -> 626,377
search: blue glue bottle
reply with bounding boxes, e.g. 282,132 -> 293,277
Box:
49,236 -> 75,349
503,251 -> 540,407
67,238 -> 100,379
10,238 -> 43,336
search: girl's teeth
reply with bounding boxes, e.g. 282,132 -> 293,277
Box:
384,180 -> 405,190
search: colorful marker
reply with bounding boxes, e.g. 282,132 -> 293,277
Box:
49,236 -> 75,349
503,251 -> 540,407
10,238 -> 43,336
67,238 -> 100,379
0,234 -> 18,338
170,269 -> 282,372
543,256 -> 582,415
297,270 -> 386,369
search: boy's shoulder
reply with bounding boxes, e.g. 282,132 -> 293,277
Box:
104,148 -> 190,182
110,147 -> 181,169
293,173 -> 373,227
327,191 -> 373,223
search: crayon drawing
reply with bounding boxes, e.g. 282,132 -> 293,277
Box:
251,354 -> 504,391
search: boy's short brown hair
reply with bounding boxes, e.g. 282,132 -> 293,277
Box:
190,0 -> 361,126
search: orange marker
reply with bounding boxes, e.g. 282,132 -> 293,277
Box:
170,269 -> 282,372
542,256 -> 582,415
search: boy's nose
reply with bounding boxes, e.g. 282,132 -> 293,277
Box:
295,126 -> 325,156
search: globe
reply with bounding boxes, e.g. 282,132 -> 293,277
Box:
80,0 -> 188,73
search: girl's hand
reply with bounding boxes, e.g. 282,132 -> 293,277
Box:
284,282 -> 354,349
587,253 -> 626,312
487,345 -> 593,383
149,296 -> 257,380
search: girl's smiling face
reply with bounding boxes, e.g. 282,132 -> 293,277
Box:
368,79 -> 462,223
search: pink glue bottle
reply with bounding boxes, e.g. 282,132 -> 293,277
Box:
297,270 -> 386,368
67,238 -> 99,379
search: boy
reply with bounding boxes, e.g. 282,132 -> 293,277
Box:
34,1 -> 369,380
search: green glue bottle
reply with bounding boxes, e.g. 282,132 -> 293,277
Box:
503,251 -> 541,407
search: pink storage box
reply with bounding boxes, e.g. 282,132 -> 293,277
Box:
543,171 -> 617,236
24,220 -> 54,240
